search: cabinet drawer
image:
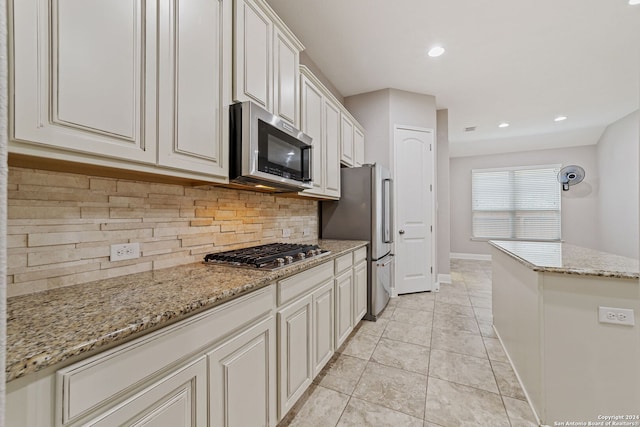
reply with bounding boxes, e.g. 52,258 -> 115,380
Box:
278,262 -> 333,306
334,253 -> 353,274
353,247 -> 367,264
57,285 -> 275,425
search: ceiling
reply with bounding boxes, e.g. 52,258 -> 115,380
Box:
266,0 -> 640,157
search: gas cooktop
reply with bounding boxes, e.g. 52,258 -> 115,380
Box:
203,243 -> 330,270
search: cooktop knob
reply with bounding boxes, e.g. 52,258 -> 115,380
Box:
306,250 -> 316,257
276,258 -> 285,266
285,256 -> 294,264
296,252 -> 306,260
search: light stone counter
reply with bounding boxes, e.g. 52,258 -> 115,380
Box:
489,240 -> 639,279
6,239 -> 367,382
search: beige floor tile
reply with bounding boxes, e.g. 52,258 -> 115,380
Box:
391,306 -> 434,325
478,321 -> 498,338
337,397 -> 423,427
339,328 -> 380,360
468,289 -> 492,299
377,304 -> 396,320
382,319 -> 431,347
371,337 -> 430,375
431,329 -> 487,359
424,377 -> 510,427
434,302 -> 475,317
396,294 -> 436,312
503,396 -> 538,427
432,312 -> 481,335
357,317 -> 389,338
435,292 -> 472,307
352,362 -> 427,419
491,360 -> 527,400
429,349 -> 498,393
469,295 -> 492,309
314,353 -> 368,395
282,385 -> 350,427
473,306 -> 493,323
387,297 -> 400,308
483,337 -> 509,362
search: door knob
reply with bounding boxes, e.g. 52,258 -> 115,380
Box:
399,230 -> 405,234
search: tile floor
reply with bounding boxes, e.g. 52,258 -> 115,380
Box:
279,259 -> 539,427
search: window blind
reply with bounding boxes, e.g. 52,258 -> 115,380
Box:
472,165 -> 561,241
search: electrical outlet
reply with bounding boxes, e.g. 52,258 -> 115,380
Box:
110,243 -> 140,261
598,306 -> 635,326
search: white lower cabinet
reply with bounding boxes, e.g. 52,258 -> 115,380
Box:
353,261 -> 367,324
86,357 -> 207,427
312,280 -> 335,377
209,316 -> 277,427
335,269 -> 354,348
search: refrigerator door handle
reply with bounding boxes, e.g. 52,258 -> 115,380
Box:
382,178 -> 393,243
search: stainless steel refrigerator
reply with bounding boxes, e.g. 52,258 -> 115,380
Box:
321,164 -> 393,320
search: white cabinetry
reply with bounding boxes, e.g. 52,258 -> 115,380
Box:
299,66 -> 341,199
209,316 -> 277,427
233,0 -> 303,126
353,247 -> 368,323
334,254 -> 354,348
312,281 -> 335,377
10,0 -> 231,182
340,110 -> 366,167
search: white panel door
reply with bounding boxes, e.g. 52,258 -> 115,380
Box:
157,0 -> 230,178
340,114 -> 354,166
233,0 -> 271,110
11,0 -> 156,163
87,357 -> 207,427
209,316 -> 276,427
394,126 -> 435,294
273,27 -> 298,126
312,280 -> 335,377
278,295 -> 313,418
335,270 -> 354,348
324,101 -> 342,197
300,74 -> 325,195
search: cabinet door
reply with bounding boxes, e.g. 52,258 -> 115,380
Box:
354,127 -> 365,167
278,294 -> 313,418
11,0 -> 156,163
209,316 -> 277,427
312,280 -> 335,377
353,262 -> 368,324
300,74 -> 325,195
324,101 -> 342,197
87,357 -> 207,427
273,26 -> 299,126
340,114 -> 354,166
233,0 -> 271,110
157,0 -> 230,179
335,270 -> 354,348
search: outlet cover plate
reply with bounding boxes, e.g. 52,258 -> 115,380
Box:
110,243 -> 140,262
598,306 -> 635,326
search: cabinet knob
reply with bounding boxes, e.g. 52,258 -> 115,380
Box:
399,230 -> 405,235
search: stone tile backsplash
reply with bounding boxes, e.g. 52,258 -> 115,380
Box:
6,167 -> 318,297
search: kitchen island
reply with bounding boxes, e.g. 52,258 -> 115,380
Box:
489,240 -> 640,426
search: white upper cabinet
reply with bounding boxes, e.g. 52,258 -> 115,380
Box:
10,0 -> 231,182
354,126 -> 365,167
298,66 -> 340,199
340,109 -> 365,168
233,0 -> 303,126
11,0 -> 157,164
157,0 -> 231,178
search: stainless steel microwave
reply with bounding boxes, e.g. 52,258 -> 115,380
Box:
229,101 -> 313,192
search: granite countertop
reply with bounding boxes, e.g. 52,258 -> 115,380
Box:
6,239 -> 367,383
489,240 -> 639,279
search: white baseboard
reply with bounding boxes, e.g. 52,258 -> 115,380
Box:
450,252 -> 492,261
437,274 -> 451,284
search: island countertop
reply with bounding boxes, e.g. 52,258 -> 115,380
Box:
6,239 -> 367,383
489,240 -> 639,279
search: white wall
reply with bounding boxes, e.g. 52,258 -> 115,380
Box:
450,145 -> 599,255
436,110 -> 451,276
596,110 -> 639,259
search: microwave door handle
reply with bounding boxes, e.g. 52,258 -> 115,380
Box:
382,178 -> 393,243
302,145 -> 313,182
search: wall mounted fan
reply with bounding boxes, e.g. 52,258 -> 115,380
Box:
557,165 -> 585,191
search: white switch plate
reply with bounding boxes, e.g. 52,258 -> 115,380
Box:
110,243 -> 140,261
598,306 -> 635,326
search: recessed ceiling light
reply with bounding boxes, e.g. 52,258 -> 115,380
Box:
629,0 -> 640,5
554,115 -> 568,122
428,46 -> 445,57
498,122 -> 510,128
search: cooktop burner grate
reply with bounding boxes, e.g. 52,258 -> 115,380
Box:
203,243 -> 329,270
